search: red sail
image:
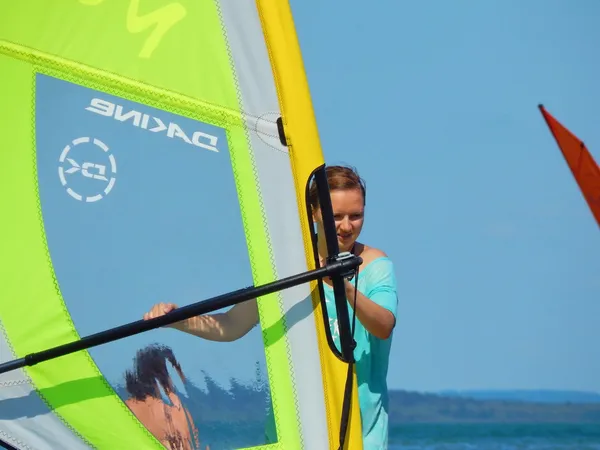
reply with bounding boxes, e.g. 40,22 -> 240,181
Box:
539,104 -> 600,228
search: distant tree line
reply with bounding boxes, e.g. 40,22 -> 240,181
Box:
388,390 -> 600,424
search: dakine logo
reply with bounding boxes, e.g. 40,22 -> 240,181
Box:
85,98 -> 220,153
58,137 -> 117,203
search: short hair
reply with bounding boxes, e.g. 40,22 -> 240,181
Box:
308,165 -> 366,210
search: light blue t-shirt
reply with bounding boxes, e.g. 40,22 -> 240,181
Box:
323,256 -> 398,450
264,257 -> 398,448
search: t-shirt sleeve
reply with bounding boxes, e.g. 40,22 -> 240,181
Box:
364,257 -> 398,319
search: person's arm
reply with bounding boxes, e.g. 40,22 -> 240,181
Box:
343,257 -> 398,340
344,281 -> 395,339
143,299 -> 259,342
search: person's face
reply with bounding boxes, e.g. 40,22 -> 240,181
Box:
313,188 -> 365,253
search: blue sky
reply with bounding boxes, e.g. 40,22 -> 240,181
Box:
289,0 -> 600,392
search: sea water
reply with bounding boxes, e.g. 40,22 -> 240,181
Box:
389,423 -> 600,449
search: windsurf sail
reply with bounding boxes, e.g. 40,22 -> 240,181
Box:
0,2 -> 364,449
539,104 -> 600,227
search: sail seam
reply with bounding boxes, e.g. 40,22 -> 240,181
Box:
252,8 -> 307,447
27,68 -> 110,449
29,66 -> 169,448
0,380 -> 29,387
0,322 -> 56,448
214,1 -> 300,447
0,295 -> 85,450
253,2 -> 329,447
0,40 -> 284,137
0,429 -> 31,450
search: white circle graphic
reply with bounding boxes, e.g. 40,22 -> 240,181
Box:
57,137 -> 117,202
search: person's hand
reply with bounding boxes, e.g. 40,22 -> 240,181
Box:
143,302 -> 179,327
